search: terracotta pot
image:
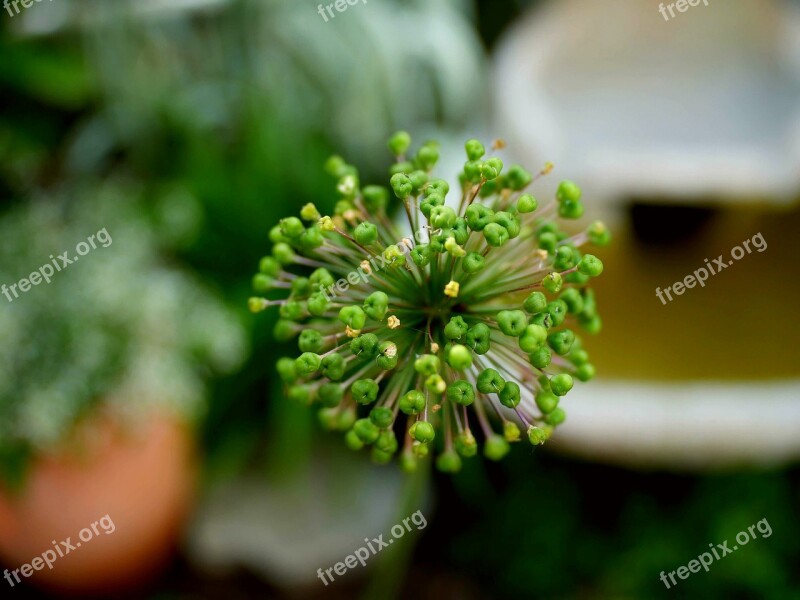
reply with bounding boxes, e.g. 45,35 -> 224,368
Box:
0,413 -> 196,596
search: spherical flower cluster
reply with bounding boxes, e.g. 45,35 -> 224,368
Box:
250,133 -> 610,473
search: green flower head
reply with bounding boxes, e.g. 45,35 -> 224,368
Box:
250,133 -> 610,473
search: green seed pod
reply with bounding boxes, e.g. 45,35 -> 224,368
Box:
542,272 -> 563,294
375,430 -> 398,454
484,435 -> 510,461
504,421 -> 521,442
558,199 -> 584,219
588,221 -> 612,246
363,291 -> 389,321
411,244 -> 432,267
338,306 -> 366,330
321,353 -> 346,381
289,385 -> 313,404
477,368 -> 505,394
354,222 -> 378,246
390,172 -> 413,199
560,288 -> 584,314
527,426 -> 547,445
354,418 -> 380,444
410,421 -> 436,443
497,310 -> 528,337
259,256 -> 281,277
578,254 -> 604,277
436,450 -> 462,473
455,431 -> 478,457
416,143 -> 440,170
307,292 -> 330,317
279,300 -> 305,322
463,252 -> 485,274
517,194 -> 538,213
370,407 -> 394,429
453,218 -> 469,245
530,312 -> 554,330
350,333 -> 379,357
336,408 -> 357,431
447,344 -> 473,371
546,300 -> 568,327
505,165 -> 532,190
252,274 -> 272,293
523,291 -> 548,314
352,379 -> 379,405
383,245 -> 405,268
550,374 -> 574,397
345,429 -> 364,451
529,345 -> 552,369
535,389 -> 559,414
499,381 -> 521,408
446,380 -> 475,406
483,222 -> 510,247
427,178 -> 450,196
431,205 -> 457,229
399,390 -> 426,415
556,180 -> 582,203
519,324 -> 548,353
548,329 -> 575,355
412,441 -> 429,458
388,131 -> 411,156
444,315 -> 469,340
466,323 -> 491,354
319,383 -> 344,407
273,319 -> 297,342
295,352 -> 321,376
465,139 -> 486,161
272,242 -> 295,265
415,354 -> 441,376
575,363 -> 596,381
425,374 -> 446,395
493,211 -> 520,238
298,329 -> 324,353
291,277 -> 312,298
376,342 -> 399,370
276,357 -> 298,384
279,217 -> 305,239
465,204 -> 494,231
545,408 -> 566,426
408,170 -> 429,194
362,185 -> 389,212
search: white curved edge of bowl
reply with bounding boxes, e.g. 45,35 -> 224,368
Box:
550,379 -> 800,471
492,0 -> 800,204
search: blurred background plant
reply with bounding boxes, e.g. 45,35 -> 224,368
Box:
0,0 -> 798,598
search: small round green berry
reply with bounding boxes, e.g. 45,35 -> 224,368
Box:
336,408 -> 356,431
279,300 -> 305,322
252,274 -> 271,293
321,353 -> 346,381
529,346 -> 552,369
578,313 -> 603,334
352,379 -> 379,405
517,194 -> 538,213
431,205 -> 457,229
388,131 -> 411,156
376,341 -> 399,370
560,288 -> 584,314
354,222 -> 378,246
542,272 -> 563,294
503,421 -> 521,442
455,431 -> 478,457
497,310 -> 528,337
351,333 -> 379,357
375,430 -> 398,454
354,418 -> 380,444
499,381 -> 521,408
530,312 -> 553,330
415,354 -> 441,376
338,306 -> 366,330
548,329 -> 575,355
259,256 -> 281,276
463,252 -> 486,274
295,352 -> 321,375
557,180 -> 582,203
279,217 -> 305,239
370,407 -> 394,429
546,300 -> 568,327
569,348 -> 590,366
575,363 -> 596,381
412,441 -> 429,458
466,323 -> 491,355
527,426 -> 547,446
588,221 -> 611,246
425,374 -> 446,395
276,357 -> 298,384
362,185 -> 389,212
558,199 -> 584,219
273,319 -> 297,342
411,244 -> 432,267
298,329 -> 324,353
399,390 -> 426,415
505,165 -> 532,190
484,222 -> 510,247
446,380 -> 475,406
444,315 -> 469,340
345,429 -> 364,451
436,450 -> 462,473
272,242 -> 295,265
416,143 -> 439,170
493,211 -> 520,238
390,172 -> 413,199
248,297 -> 267,313
400,451 -> 418,473
519,324 -> 548,353
545,408 -> 566,426
484,435 -> 510,461
523,291 -> 548,314
363,291 -> 389,321
447,344 -> 473,371
307,292 -> 330,316
578,254 -> 604,277
291,277 -> 312,297
465,139 -> 485,161
408,170 -> 428,193
465,204 -> 494,231
477,368 -> 505,394
319,383 -> 344,407
269,225 -> 286,244
410,421 -> 436,443
535,389 -> 559,414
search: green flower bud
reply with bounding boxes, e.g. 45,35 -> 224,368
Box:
465,139 -> 485,161
318,407 -> 339,430
497,309 -> 528,337
546,300 -> 568,327
527,426 -> 547,445
279,299 -> 305,322
280,217 -> 305,239
389,161 -> 414,176
446,380 -> 475,406
416,143 -> 440,170
575,363 -> 596,381
295,352 -> 321,376
548,329 -> 575,355
588,221 -> 612,246
399,390 -> 426,415
388,131 -> 411,156
272,242 -> 295,265
455,431 -> 478,457
336,408 -> 356,431
409,420 -> 436,443
354,222 -> 378,246
321,353 -> 346,381
560,288 -> 584,314
530,312 -> 554,330
252,274 -> 272,293
452,218 -> 469,245
411,244 -> 432,267
504,421 -> 521,442
319,383 -> 344,407
376,341 -> 399,370
291,277 -> 312,298
465,204 -> 494,231
427,178 -> 450,196
370,407 -> 394,429
400,451 -> 418,473
542,272 -> 563,294
505,165 -> 532,190
276,357 -> 298,384
538,231 -> 557,254
517,194 -> 538,213
535,389 -> 559,414
300,203 -> 321,222
519,324 -> 548,353
273,319 -> 297,342
390,173 -> 413,199
298,330 -> 324,353
350,333 -> 379,357
288,385 -> 312,404
444,237 -> 466,258
324,154 -> 348,177
557,180 -> 582,203
248,297 -> 268,313
352,378 -> 379,405
269,225 -> 286,244
354,418 -> 380,444
339,306 -> 366,330
259,256 -> 281,276
477,368 -> 505,394
483,222 -> 510,247
578,254 -> 604,277
424,374 -> 446,395
383,244 -> 405,268
545,408 -> 566,426
362,185 -> 389,212
484,435 -> 510,461
307,292 -> 330,316
493,211 -> 520,238
447,344 -> 473,371
529,345 -> 552,369
415,354 -> 441,376
558,199 -> 584,219
444,315 -> 469,340
420,193 -> 444,218
300,226 -> 324,252
436,450 -> 462,473
345,429 -> 364,451
363,291 -> 389,321
412,441 -> 429,458
550,374 -> 574,396
430,206 -> 457,229
569,348 -> 590,366
499,381 -> 521,408
408,170 -> 429,194
463,252 -> 485,274
523,291 -> 548,314
466,323 -> 491,354
579,313 -> 602,335
375,430 -> 398,454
